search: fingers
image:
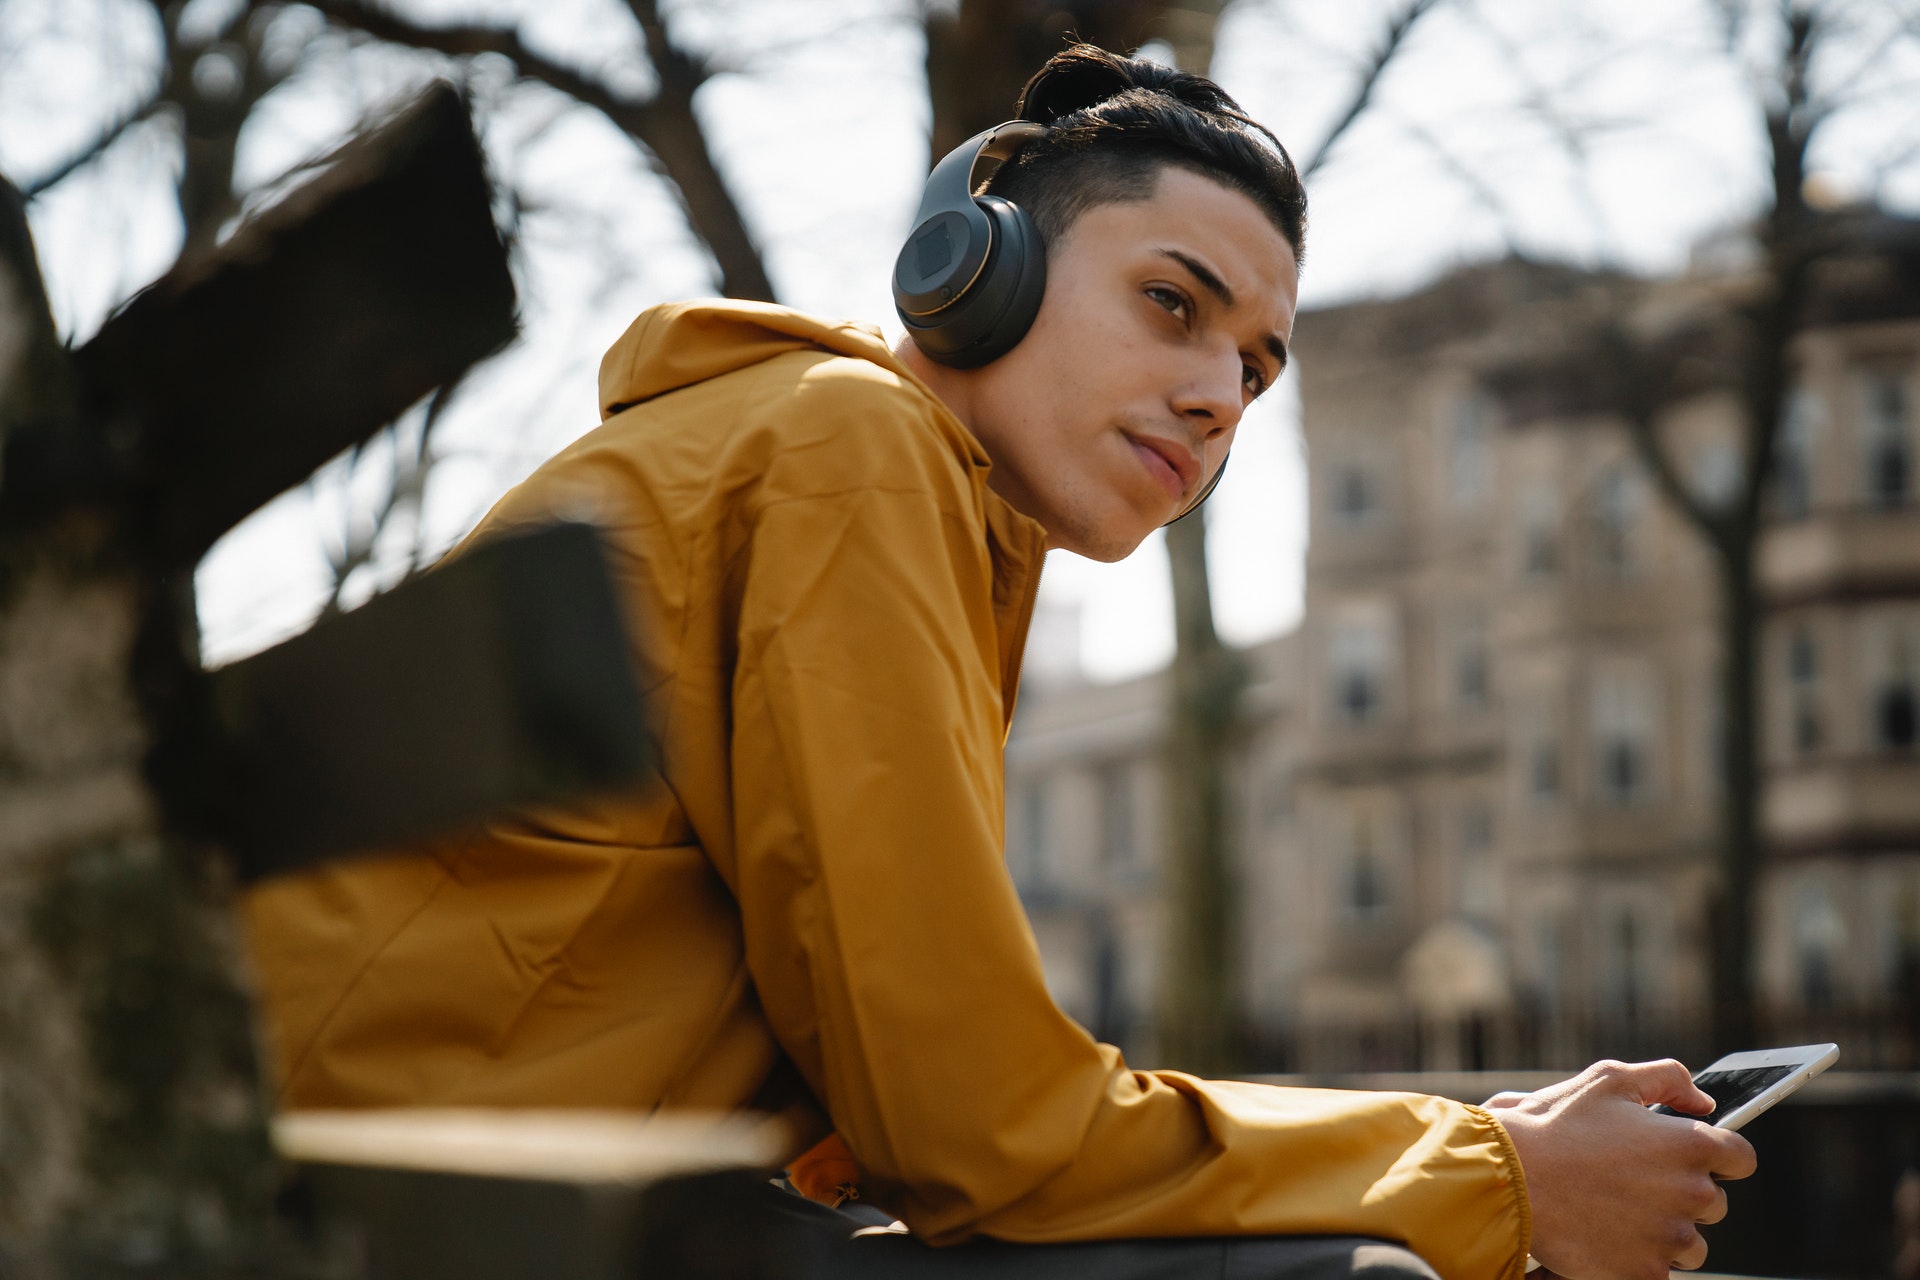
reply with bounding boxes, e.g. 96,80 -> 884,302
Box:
1588,1057 -> 1713,1114
1706,1126 -> 1758,1182
1694,1182 -> 1730,1227
1514,1061 -> 1755,1280
1665,1116 -> 1755,1186
1671,1225 -> 1711,1272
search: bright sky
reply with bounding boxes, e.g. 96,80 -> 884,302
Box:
5,0 -> 1918,679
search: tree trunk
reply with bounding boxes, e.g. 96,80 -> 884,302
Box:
1711,544 -> 1761,1053
1616,9 -> 1822,1059
1157,508 -> 1246,1071
923,1 -> 1167,158
0,182 -> 279,1279
1150,1 -> 1242,1073
921,1 -> 1243,1068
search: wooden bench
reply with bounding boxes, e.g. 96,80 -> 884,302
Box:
275,1109 -> 809,1280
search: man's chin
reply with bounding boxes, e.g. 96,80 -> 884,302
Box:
1051,522 -> 1159,563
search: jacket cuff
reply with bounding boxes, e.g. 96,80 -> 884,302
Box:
1464,1103 -> 1534,1280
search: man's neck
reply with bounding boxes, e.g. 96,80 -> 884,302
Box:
892,334 -> 977,436
890,334 -> 1057,547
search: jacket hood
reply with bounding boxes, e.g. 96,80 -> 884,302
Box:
599,300 -> 921,419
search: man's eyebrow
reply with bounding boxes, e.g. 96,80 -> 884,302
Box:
1159,248 -> 1235,308
1157,247 -> 1290,374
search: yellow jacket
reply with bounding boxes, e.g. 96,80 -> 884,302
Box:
244,301 -> 1529,1275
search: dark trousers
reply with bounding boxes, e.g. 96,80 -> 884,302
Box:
742,1180 -> 1443,1280
838,1231 -> 1441,1279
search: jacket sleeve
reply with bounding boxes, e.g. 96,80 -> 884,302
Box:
724,445 -> 1530,1279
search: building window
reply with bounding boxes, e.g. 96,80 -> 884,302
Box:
1458,801 -> 1497,920
1535,916 -> 1567,1014
1892,882 -> 1920,1001
1451,611 -> 1490,711
1462,803 -> 1493,853
1881,682 -> 1917,749
1347,810 -> 1387,917
1448,389 -> 1494,507
1862,372 -> 1911,509
1775,388 -> 1821,518
1459,645 -> 1488,708
1330,613 -> 1391,725
1529,743 -> 1561,801
1089,917 -> 1126,1046
1878,631 -> 1918,751
1792,882 -> 1843,1009
1520,483 -> 1560,577
1601,740 -> 1644,805
1590,466 -> 1643,576
1787,627 -> 1822,754
1262,766 -> 1294,829
1014,780 -> 1051,887
1605,907 -> 1645,1024
1692,437 -> 1741,508
1332,464 -> 1379,525
1097,763 -> 1135,870
1592,667 -> 1657,807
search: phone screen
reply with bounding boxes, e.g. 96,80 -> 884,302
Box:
1649,1064 -> 1793,1125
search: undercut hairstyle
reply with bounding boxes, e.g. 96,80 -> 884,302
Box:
985,44 -> 1307,269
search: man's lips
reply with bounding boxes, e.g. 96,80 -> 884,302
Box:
1129,435 -> 1199,504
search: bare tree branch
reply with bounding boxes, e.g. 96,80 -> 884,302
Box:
1455,0 -> 1624,255
619,0 -> 701,100
170,4 -> 302,255
717,8 -> 916,78
288,0 -> 660,133
289,0 -> 775,301
1297,0 -> 1444,179
21,86 -> 167,201
1392,113 -> 1527,251
319,376 -> 457,618
1603,322 -> 1725,547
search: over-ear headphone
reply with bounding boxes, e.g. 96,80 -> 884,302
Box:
892,120 -> 1227,522
893,121 -> 1047,369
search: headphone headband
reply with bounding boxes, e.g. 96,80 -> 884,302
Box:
907,122 -> 1045,230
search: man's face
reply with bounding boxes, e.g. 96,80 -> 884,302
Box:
962,166 -> 1299,561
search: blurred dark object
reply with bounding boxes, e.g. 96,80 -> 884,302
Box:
210,521 -> 649,877
1893,1167 -> 1920,1280
1708,1083 -> 1919,1280
279,1111 -> 820,1280
4,81 -> 517,566
0,78 -> 655,1274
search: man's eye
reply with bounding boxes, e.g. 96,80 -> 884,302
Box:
1147,286 -> 1189,320
1243,364 -> 1266,397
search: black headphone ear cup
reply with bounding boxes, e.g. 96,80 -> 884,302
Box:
898,196 -> 1046,368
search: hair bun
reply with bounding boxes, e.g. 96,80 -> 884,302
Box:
1015,43 -> 1241,125
1015,45 -> 1136,122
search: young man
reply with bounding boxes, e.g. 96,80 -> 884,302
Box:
245,46 -> 1753,1280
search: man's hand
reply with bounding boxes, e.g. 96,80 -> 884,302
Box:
1486,1059 -> 1757,1280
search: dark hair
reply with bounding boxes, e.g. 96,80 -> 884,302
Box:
985,44 -> 1307,269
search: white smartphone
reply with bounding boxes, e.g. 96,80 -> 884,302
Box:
1648,1042 -> 1839,1130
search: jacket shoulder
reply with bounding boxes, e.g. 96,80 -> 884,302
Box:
735,351 -> 986,504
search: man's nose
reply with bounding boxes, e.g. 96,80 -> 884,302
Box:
1171,351 -> 1245,438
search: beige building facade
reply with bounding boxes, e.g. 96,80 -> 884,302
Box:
1004,220 -> 1920,1073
